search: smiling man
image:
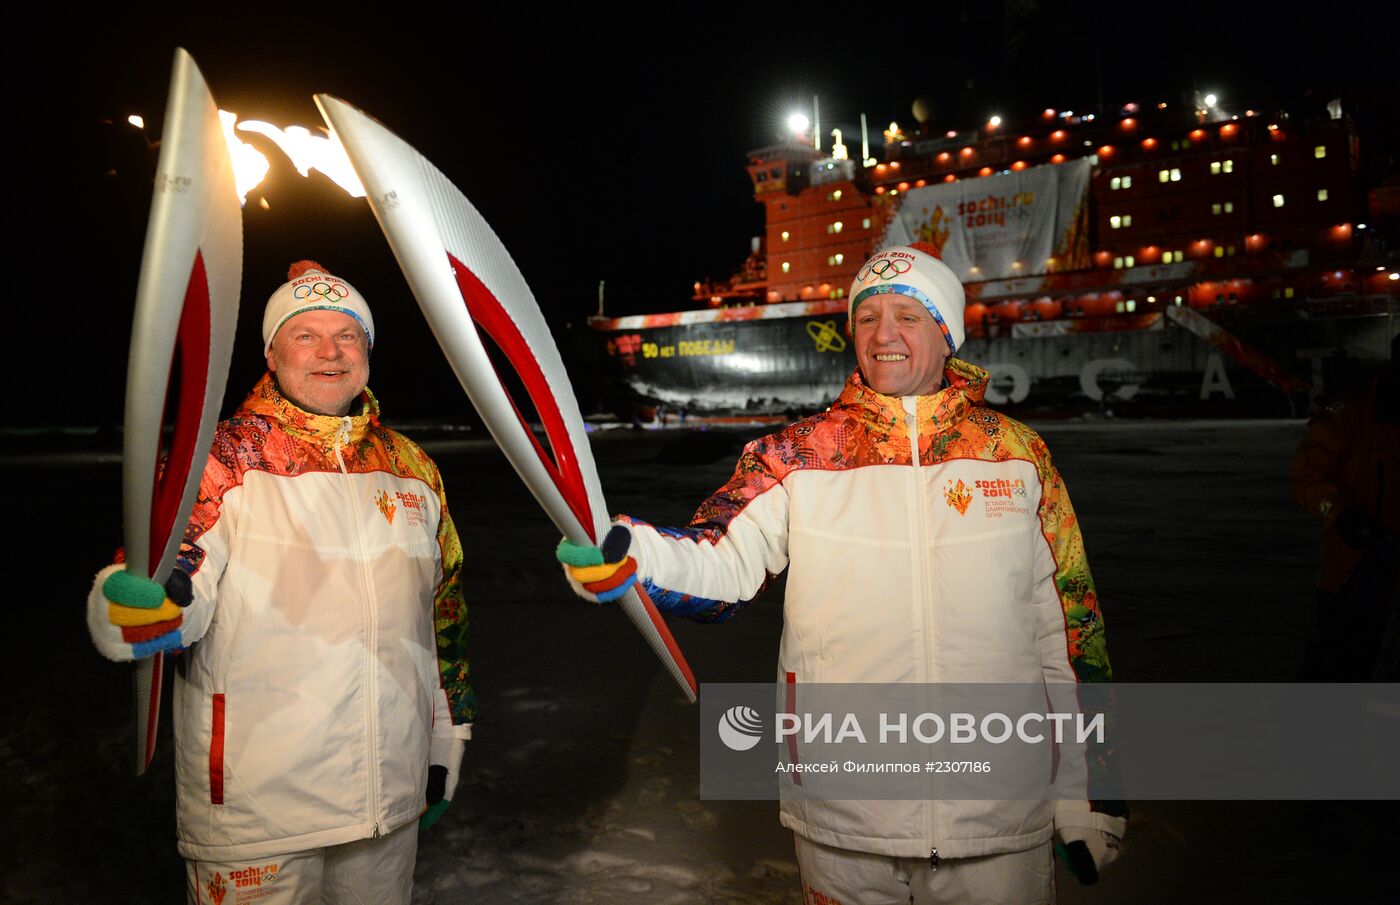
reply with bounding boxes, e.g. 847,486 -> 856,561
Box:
87,261 -> 474,904
557,243 -> 1125,904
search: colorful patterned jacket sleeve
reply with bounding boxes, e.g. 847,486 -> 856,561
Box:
433,483 -> 476,726
1029,439 -> 1112,685
1024,431 -> 1128,827
619,440 -> 791,623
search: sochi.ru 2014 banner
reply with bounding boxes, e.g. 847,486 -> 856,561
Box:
883,158 -> 1090,280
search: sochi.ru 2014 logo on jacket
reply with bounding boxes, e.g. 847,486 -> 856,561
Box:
374,490 -> 397,525
944,479 -> 973,515
977,478 -> 1031,519
374,489 -> 430,528
205,872 -> 226,905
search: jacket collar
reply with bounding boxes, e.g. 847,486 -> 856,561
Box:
239,372 -> 379,449
836,359 -> 989,442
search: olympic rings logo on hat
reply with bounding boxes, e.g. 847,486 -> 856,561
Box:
294,281 -> 349,303
857,258 -> 912,283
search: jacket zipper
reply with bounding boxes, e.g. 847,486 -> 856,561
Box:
905,399 -> 939,856
335,417 -> 382,838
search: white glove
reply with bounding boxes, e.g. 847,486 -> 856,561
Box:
1054,801 -> 1126,884
421,688 -> 471,830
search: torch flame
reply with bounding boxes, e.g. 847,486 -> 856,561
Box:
196,110 -> 367,206
219,110 -> 271,206
236,120 -> 366,198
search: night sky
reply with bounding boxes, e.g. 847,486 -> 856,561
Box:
15,6 -> 1397,426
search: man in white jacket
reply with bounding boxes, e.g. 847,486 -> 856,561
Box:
561,243 -> 1125,904
89,261 -> 475,905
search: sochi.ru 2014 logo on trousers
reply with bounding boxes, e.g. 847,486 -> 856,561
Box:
718,705 -> 764,751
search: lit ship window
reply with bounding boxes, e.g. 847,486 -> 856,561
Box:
781,262 -> 791,273
1317,189 -> 1328,201
1314,145 -> 1326,159
781,231 -> 790,241
1273,194 -> 1286,208
1271,154 -> 1280,166
862,218 -> 872,229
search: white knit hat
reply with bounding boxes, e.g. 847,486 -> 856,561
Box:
848,243 -> 966,353
262,260 -> 375,353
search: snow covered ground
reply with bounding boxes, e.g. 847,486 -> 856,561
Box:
4,419 -> 1395,903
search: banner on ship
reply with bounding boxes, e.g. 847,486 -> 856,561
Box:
883,159 -> 1090,281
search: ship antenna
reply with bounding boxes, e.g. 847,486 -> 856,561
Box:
813,95 -> 821,152
861,113 -> 871,166
596,279 -> 605,318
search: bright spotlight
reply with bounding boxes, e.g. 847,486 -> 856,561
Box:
787,112 -> 810,135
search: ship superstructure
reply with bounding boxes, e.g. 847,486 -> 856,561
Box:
587,93 -> 1397,418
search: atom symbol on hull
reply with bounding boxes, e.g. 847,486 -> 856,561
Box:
807,320 -> 847,353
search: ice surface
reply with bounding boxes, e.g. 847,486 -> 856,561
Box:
4,420 -> 1395,903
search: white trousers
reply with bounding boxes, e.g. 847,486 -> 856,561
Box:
794,834 -> 1054,905
185,821 -> 418,905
